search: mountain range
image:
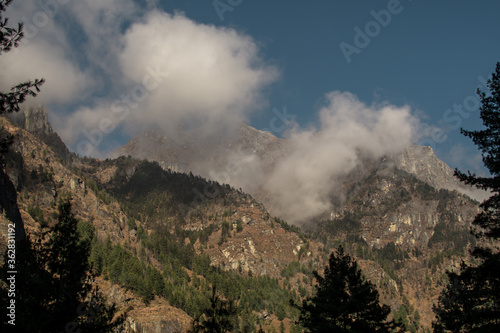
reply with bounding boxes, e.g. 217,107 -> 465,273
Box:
0,106 -> 487,332
113,121 -> 487,220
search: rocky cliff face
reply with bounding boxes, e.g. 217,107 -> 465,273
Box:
8,106 -> 72,163
309,159 -> 480,328
8,106 -> 53,136
0,116 -> 132,250
392,145 -> 488,202
0,116 -> 195,332
112,124 -> 287,177
324,163 -> 478,250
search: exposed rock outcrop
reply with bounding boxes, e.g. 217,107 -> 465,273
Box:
8,106 -> 72,163
10,106 -> 53,136
392,145 -> 488,202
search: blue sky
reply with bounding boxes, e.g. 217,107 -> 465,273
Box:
220,0 -> 499,173
176,0 -> 500,174
1,0 -> 500,175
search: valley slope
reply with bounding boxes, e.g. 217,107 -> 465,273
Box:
0,108 -> 485,332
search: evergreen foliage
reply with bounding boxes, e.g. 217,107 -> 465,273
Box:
0,200 -> 124,332
393,295 -> 422,333
434,62 -> 500,332
434,256 -> 500,332
455,62 -> 500,240
105,158 -> 230,222
27,202 -> 46,227
86,216 -> 300,328
299,246 -> 394,333
190,286 -> 238,333
236,219 -> 243,232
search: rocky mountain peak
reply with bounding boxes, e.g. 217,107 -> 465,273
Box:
392,145 -> 454,190
8,106 -> 72,163
112,124 -> 287,176
391,145 -> 487,202
114,124 -> 487,207
9,105 -> 53,136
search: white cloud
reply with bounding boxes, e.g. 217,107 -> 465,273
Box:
56,9 -> 278,155
118,11 -> 278,136
0,1 -> 426,225
0,40 -> 92,105
0,0 -> 93,105
261,91 -> 419,223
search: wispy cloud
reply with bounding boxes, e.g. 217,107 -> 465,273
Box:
261,91 -> 420,223
443,143 -> 487,177
194,91 -> 423,224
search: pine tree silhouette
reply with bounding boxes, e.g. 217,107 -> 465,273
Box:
300,246 -> 395,333
190,285 -> 237,333
433,62 -> 500,332
1,200 -> 124,332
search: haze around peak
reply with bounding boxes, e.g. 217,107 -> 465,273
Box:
260,91 -> 421,222
115,91 -> 425,223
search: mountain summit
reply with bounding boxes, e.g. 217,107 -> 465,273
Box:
113,124 -> 486,217
392,145 -> 488,202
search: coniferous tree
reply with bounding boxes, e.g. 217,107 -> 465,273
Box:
433,62 -> 500,332
47,200 -> 92,321
190,286 -> 238,333
0,200 -> 124,332
299,246 -> 394,333
456,62 -> 500,239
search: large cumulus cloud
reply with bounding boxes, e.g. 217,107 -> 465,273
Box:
118,11 -> 278,138
0,1 -> 278,156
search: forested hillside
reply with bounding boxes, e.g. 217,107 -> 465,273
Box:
0,111 -> 484,332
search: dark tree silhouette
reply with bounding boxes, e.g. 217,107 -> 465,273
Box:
1,200 -> 124,332
300,246 -> 394,333
456,62 -> 500,240
434,62 -> 500,332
